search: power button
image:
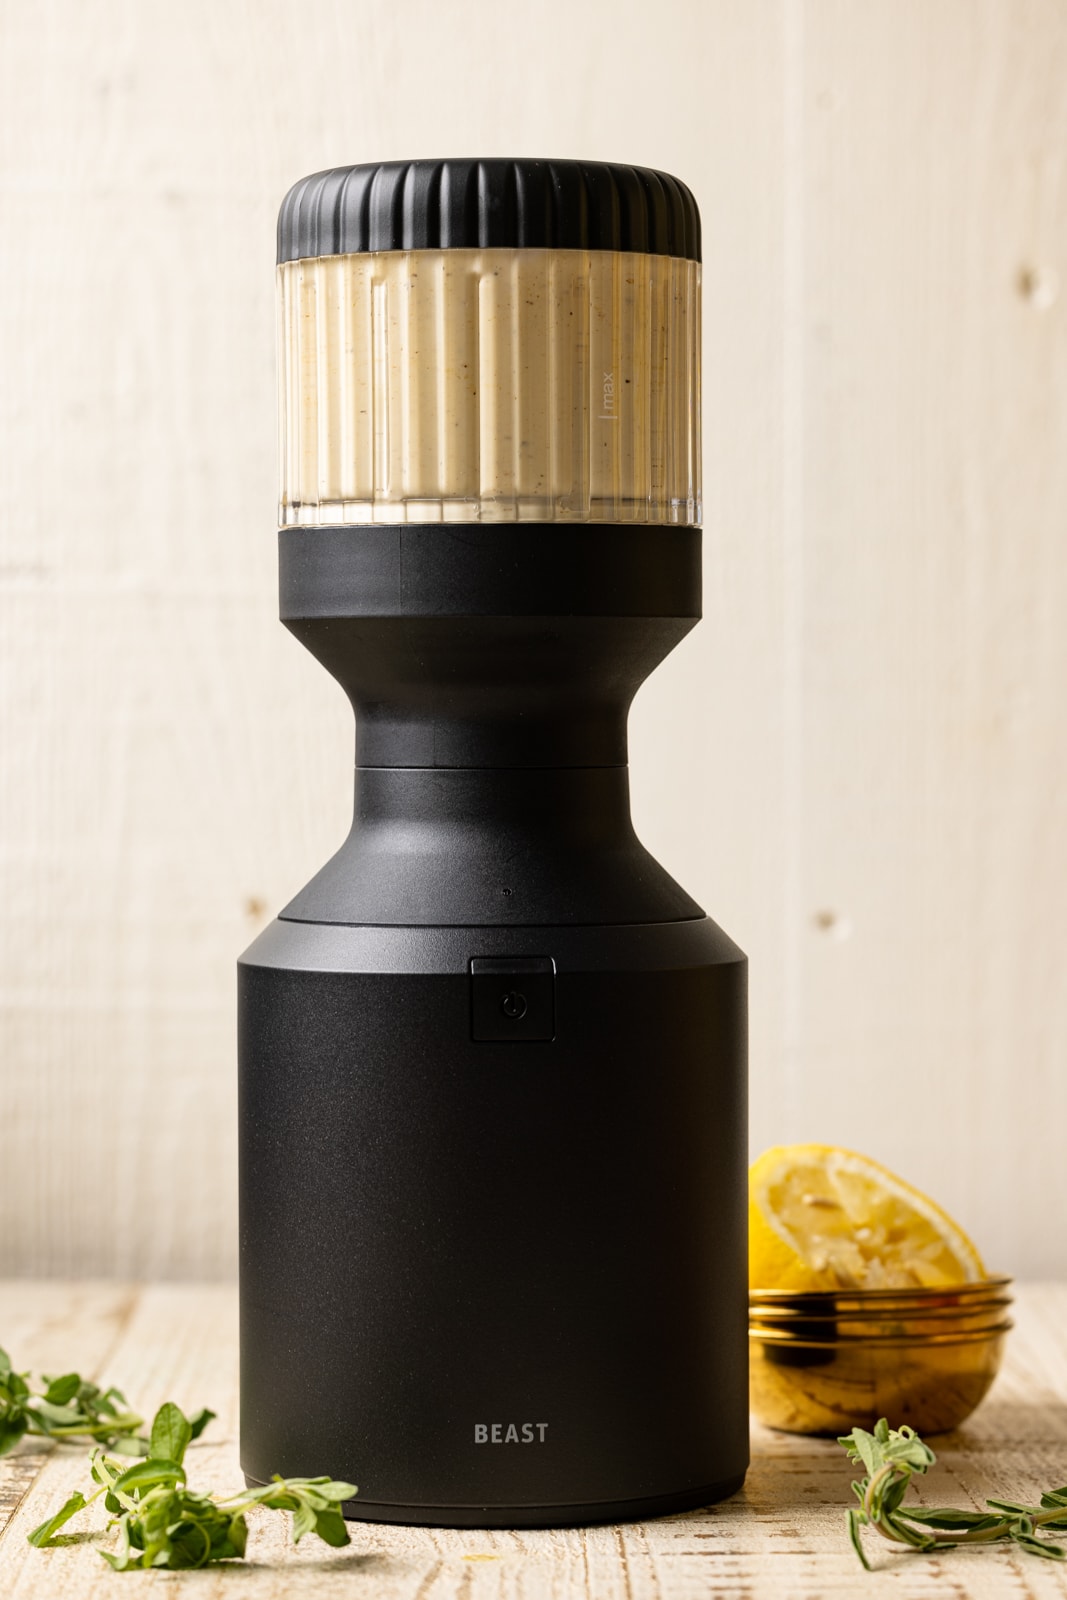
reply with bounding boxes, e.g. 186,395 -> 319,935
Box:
470,958 -> 555,1042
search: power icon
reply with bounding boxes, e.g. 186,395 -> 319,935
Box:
470,958 -> 555,1041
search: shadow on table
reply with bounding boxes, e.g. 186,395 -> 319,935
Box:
195,1550 -> 405,1577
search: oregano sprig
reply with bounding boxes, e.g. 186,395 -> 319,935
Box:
0,1345 -> 213,1459
841,1418 -> 1067,1568
28,1401 -> 357,1570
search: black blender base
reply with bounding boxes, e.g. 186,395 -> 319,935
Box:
243,1474 -> 747,1529
239,529 -> 749,1522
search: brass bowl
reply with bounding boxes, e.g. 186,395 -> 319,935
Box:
749,1274 -> 1013,1315
749,1298 -> 1012,1341
749,1278 -> 1013,1435
750,1323 -> 1010,1435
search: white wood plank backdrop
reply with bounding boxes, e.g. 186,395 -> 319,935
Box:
0,0 -> 1064,1279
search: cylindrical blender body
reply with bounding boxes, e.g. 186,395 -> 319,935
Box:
239,159 -> 748,1526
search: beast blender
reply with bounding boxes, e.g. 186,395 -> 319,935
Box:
238,158 -> 748,1527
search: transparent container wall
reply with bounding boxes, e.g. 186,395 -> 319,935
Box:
278,248 -> 700,526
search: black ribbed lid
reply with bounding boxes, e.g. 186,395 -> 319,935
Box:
277,159 -> 700,265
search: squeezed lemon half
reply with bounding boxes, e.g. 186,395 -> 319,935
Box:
749,1144 -> 985,1291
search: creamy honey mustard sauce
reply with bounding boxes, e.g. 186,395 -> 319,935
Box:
278,248 -> 700,525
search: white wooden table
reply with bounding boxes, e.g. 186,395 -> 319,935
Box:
2,1283 -> 1067,1598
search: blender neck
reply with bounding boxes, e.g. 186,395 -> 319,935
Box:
280,522 -> 701,770
281,763 -> 703,927
277,522 -> 705,926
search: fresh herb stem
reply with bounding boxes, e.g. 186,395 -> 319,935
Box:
841,1419 -> 1067,1568
26,1399 -> 357,1571
1,1343 -> 213,1459
7,1341 -> 355,1571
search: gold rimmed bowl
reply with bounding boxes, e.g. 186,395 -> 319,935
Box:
750,1274 -> 1013,1316
750,1278 -> 1012,1436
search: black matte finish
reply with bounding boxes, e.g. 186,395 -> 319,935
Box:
282,766 -> 703,928
239,522 -> 749,1525
277,159 -> 701,265
239,919 -> 748,1523
242,1475 -> 748,1530
279,523 -> 700,771
279,523 -> 701,618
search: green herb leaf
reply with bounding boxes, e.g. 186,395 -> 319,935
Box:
112,1458 -> 186,1497
1014,1535 -> 1066,1560
883,1511 -> 936,1550
149,1403 -> 192,1467
885,1434 -> 935,1472
881,1474 -> 909,1515
303,1479 -> 356,1503
849,1428 -> 881,1478
27,1492 -> 87,1548
0,1412 -> 29,1458
846,1508 -> 872,1571
906,1508 -> 1004,1530
187,1407 -> 216,1442
311,1506 -> 351,1547
26,1397 -> 83,1427
99,1515 -> 133,1571
291,1499 -> 317,1543
108,1433 -> 150,1457
42,1373 -> 81,1406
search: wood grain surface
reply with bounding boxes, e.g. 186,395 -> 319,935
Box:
1,0 -> 1066,1279
2,1282 -> 1067,1597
